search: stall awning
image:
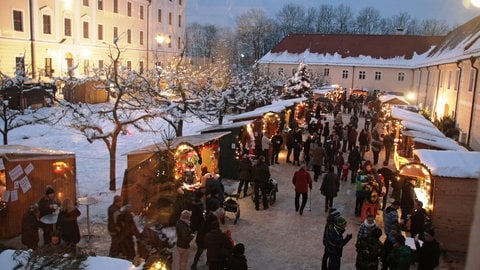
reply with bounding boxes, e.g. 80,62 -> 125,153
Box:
391,107 -> 435,128
200,120 -> 253,133
401,130 -> 467,151
402,120 -> 445,137
124,131 -> 231,156
0,144 -> 75,162
413,149 -> 480,178
228,97 -> 307,121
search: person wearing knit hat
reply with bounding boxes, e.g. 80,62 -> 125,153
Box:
228,243 -> 248,269
38,185 -> 59,245
322,215 -> 353,270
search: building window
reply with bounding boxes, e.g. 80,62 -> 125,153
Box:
83,21 -> 89,38
359,71 -> 366,80
114,0 -> 118,13
127,2 -> 132,16
278,67 -> 284,75
139,61 -> 144,74
455,70 -> 460,91
324,68 -> 330,76
140,6 -> 144,19
45,58 -> 52,76
169,12 -> 172,25
84,59 -> 89,75
448,71 -> 452,89
98,59 -> 104,69
64,18 -> 71,36
83,0 -> 89,6
98,24 -> 103,40
140,31 -> 144,45
158,9 -> 162,22
292,69 -> 296,75
177,37 -> 181,49
98,0 -> 103,10
127,61 -> 132,70
469,69 -> 476,92
13,10 -> 23,32
43,15 -> 51,34
398,72 -> 405,81
374,71 -> 382,80
178,15 -> 182,27
127,29 -> 131,44
179,0 -> 182,5
113,27 -> 118,39
342,70 -> 348,79
168,35 -> 172,48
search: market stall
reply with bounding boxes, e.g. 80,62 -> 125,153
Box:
0,145 -> 76,239
403,149 -> 480,252
200,121 -> 253,180
121,132 -> 230,225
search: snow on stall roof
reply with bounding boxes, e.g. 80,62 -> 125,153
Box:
413,137 -> 467,151
379,94 -> 409,105
391,107 -> 435,127
413,149 -> 480,178
0,144 -> 75,163
402,120 -> 445,138
228,98 -> 307,121
200,120 -> 253,133
124,131 -> 231,156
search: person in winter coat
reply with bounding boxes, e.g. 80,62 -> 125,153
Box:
270,131 -> 283,164
347,127 -> 358,152
286,130 -> 295,163
348,146 -> 362,184
320,166 -> 340,213
377,161 -> 395,210
387,234 -> 413,270
355,227 -> 383,270
56,198 -> 81,246
190,190 -> 205,234
310,141 -> 326,182
322,216 -> 353,270
205,220 -> 233,270
38,185 -> 60,245
176,210 -> 194,270
108,195 -> 123,257
370,135 -> 383,166
323,122 -> 330,144
21,203 -> 40,250
414,227 -> 441,270
252,155 -> 270,210
237,154 -> 252,198
359,164 -> 382,221
383,133 -> 394,163
227,243 -> 248,270
382,224 -> 402,270
401,177 -> 417,225
117,204 -> 141,261
383,200 -> 401,237
292,165 -> 313,215
357,214 -> 378,241
358,128 -> 370,161
261,132 -> 271,166
334,152 -> 345,178
409,200 -> 429,238
191,212 -> 217,270
293,141 -> 303,166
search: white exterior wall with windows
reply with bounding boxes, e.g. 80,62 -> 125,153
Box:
0,0 -> 186,78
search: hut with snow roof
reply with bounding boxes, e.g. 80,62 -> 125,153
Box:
398,149 -> 480,252
63,80 -> 109,104
121,132 -> 229,225
0,145 -> 76,239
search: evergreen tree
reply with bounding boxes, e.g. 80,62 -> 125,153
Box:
283,62 -> 312,99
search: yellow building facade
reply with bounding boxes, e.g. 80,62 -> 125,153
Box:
0,0 -> 185,79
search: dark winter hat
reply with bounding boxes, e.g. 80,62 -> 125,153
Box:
336,216 -> 347,228
45,185 -> 55,195
424,227 -> 435,237
233,243 -> 245,255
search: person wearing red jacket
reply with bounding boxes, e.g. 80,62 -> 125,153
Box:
292,165 -> 313,215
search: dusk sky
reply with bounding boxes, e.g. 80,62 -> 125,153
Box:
186,0 -> 480,28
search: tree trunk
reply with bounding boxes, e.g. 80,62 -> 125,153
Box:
176,120 -> 183,136
109,133 -> 118,191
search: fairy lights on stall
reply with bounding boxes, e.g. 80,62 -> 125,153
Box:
398,162 -> 433,213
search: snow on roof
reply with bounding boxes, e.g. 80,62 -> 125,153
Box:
200,120 -> 253,133
313,89 -> 334,95
379,94 -> 409,105
413,137 -> 467,151
402,120 -> 445,137
391,107 -> 435,128
228,98 -> 307,121
413,149 -> 480,178
124,131 -> 231,156
0,144 -> 75,162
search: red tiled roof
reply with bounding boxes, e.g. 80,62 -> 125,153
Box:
270,34 -> 444,59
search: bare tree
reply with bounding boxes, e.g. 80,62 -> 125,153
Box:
334,4 -> 354,34
419,19 -> 451,35
355,7 -> 382,34
315,4 -> 336,33
276,4 -> 307,36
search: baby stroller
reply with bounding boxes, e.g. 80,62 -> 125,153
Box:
223,192 -> 240,224
250,178 -> 279,206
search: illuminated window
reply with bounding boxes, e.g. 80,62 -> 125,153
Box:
13,10 -> 23,32
45,58 -> 52,76
168,35 -> 172,48
84,59 -> 89,75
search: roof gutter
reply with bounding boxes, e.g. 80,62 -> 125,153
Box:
467,57 -> 479,146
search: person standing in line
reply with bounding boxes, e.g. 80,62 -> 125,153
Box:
387,234 -> 413,270
320,166 -> 340,213
286,130 -> 295,163
400,177 -> 417,225
292,165 -> 313,215
409,200 -> 429,238
38,185 -> 60,245
310,141 -> 326,182
21,203 -> 40,250
56,198 -> 81,246
321,216 -> 353,270
261,132 -> 271,166
237,154 -> 252,198
414,227 -> 441,270
382,132 -> 394,164
176,210 -> 194,270
370,135 -> 383,166
358,128 -> 370,161
347,126 -> 358,152
252,155 -> 270,210
270,130 -> 283,165
108,195 -> 123,257
357,213 -> 378,241
355,227 -> 383,270
383,200 -> 401,237
205,220 -> 233,270
191,212 -> 217,270
334,152 -> 345,179
377,161 -> 395,210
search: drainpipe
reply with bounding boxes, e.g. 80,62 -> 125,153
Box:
432,65 -> 441,117
146,0 -> 151,70
416,68 -> 422,105
350,66 -> 355,96
467,57 -> 479,146
424,66 -> 430,106
29,0 -> 36,79
453,60 -> 463,122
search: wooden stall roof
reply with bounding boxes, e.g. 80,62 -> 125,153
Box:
228,97 -> 307,121
0,144 -> 75,163
391,107 -> 436,128
379,94 -> 409,105
200,120 -> 253,133
402,130 -> 468,151
413,149 -> 480,178
402,120 -> 445,138
124,131 -> 231,156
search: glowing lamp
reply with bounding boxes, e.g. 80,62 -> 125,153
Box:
53,161 -> 67,175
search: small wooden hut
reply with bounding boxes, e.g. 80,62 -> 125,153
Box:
0,145 -> 76,239
63,80 -> 108,104
401,149 -> 480,252
121,132 -> 230,225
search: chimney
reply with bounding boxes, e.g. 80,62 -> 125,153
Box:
395,28 -> 405,35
